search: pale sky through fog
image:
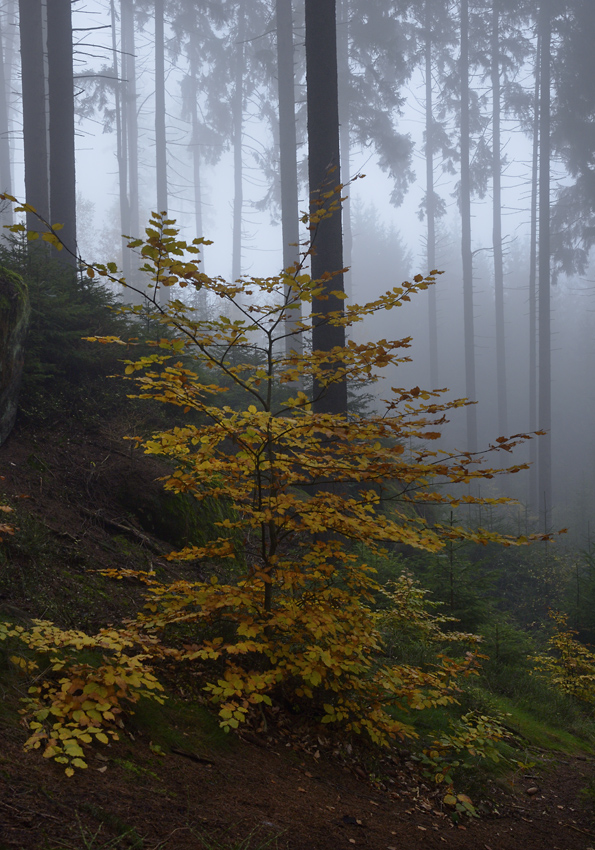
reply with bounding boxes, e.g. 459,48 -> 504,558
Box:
14,0 -> 537,289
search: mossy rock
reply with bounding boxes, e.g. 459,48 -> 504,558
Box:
0,267 -> 30,445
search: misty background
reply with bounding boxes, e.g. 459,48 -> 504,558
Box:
5,0 -> 595,544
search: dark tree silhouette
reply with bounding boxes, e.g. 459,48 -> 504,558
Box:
460,0 -> 477,453
121,0 -> 140,264
538,0 -> 552,530
528,31 -> 540,514
487,0 -> 533,439
155,0 -> 167,217
0,8 -> 12,229
491,2 -> 507,436
275,0 -> 302,357
47,0 -> 77,263
109,0 -> 131,279
425,0 -> 439,387
415,0 -> 457,389
18,0 -> 48,232
305,0 -> 347,415
231,4 -> 245,284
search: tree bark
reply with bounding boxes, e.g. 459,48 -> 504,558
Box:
18,0 -> 49,233
460,0 -> 477,452
425,0 -> 438,388
0,11 -> 12,229
155,0 -> 167,216
110,0 -> 130,280
538,0 -> 552,530
275,0 -> 302,358
528,32 -> 540,514
188,53 -> 204,257
337,0 -> 351,299
154,0 -> 167,305
3,0 -> 17,208
491,4 -> 507,436
121,0 -> 140,299
305,0 -> 347,415
231,6 -> 245,284
47,0 -> 77,264
188,51 -> 208,319
121,0 -> 139,240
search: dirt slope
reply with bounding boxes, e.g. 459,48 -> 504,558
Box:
1,420 -> 594,850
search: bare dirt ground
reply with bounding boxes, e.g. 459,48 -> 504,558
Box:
1,420 -> 595,850
1,724 -> 594,850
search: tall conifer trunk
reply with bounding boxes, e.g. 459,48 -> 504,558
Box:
188,49 -> 207,319
0,8 -> 13,229
3,0 -> 17,209
154,0 -> 167,304
121,0 -> 139,239
47,0 -> 77,263
491,4 -> 507,435
18,0 -> 49,233
460,0 -> 477,452
529,33 -> 540,514
155,0 -> 167,216
121,0 -> 140,299
111,0 -> 130,279
538,0 -> 552,529
337,0 -> 352,299
305,0 -> 347,415
231,6 -> 245,284
275,0 -> 302,357
188,55 -> 204,255
425,0 -> 438,388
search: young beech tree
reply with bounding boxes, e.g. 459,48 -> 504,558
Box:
0,192 -> 558,775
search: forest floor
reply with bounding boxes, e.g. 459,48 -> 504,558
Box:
1,418 -> 595,850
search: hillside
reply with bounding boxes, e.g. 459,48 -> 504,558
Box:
1,418 -> 595,850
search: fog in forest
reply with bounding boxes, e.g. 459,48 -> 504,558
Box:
11,4 -> 595,832
6,0 -> 595,546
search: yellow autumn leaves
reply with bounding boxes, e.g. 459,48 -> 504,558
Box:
0,205 -> 556,773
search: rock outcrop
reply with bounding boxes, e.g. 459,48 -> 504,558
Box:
0,267 -> 30,445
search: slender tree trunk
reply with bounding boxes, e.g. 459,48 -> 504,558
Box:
46,0 -> 77,263
191,125 -> 203,251
155,0 -> 167,216
231,7 -> 245,284
188,55 -> 204,257
188,52 -> 208,318
154,0 -> 167,304
110,0 -> 130,279
460,0 -> 477,452
425,0 -> 438,388
3,0 -> 17,206
491,4 -> 507,435
121,0 -> 140,299
538,0 -> 552,530
305,0 -> 347,415
0,8 -> 13,229
18,0 -> 49,233
529,33 -> 540,514
121,0 -> 139,239
275,0 -> 302,358
337,0 -> 352,299
47,0 -> 77,263
4,0 -> 19,186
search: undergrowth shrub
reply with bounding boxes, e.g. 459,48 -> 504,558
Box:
0,196 -> 558,773
532,610 -> 595,705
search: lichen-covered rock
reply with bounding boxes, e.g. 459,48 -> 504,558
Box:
0,267 -> 30,445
